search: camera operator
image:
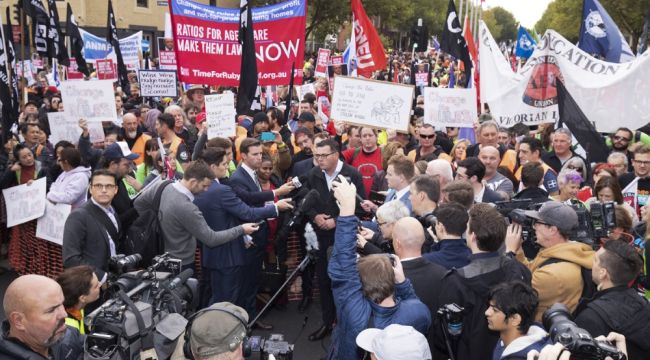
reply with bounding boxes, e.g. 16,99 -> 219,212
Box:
505,201 -> 595,321
56,265 -> 102,335
526,332 -> 628,360
171,302 -> 249,360
434,203 -> 531,360
0,275 -> 83,359
487,281 -> 549,360
328,176 -> 431,359
422,202 -> 471,270
573,239 -> 650,359
357,200 -> 410,255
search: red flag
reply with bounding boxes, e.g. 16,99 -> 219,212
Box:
463,15 -> 478,62
351,0 -> 387,77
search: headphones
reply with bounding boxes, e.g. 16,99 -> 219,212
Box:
182,307 -> 251,359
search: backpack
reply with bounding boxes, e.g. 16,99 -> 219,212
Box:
539,257 -> 597,300
123,180 -> 173,266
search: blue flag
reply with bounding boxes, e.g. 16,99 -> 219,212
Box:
515,26 -> 536,58
578,0 -> 634,63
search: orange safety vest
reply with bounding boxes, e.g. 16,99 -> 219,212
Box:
131,134 -> 151,166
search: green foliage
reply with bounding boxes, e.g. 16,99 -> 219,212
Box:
482,6 -> 518,43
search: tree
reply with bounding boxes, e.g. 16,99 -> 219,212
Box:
482,6 -> 518,43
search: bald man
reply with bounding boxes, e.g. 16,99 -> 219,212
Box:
478,146 -> 513,200
0,275 -> 83,359
426,159 -> 454,189
393,218 -> 445,333
120,112 -> 150,166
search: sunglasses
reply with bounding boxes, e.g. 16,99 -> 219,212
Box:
613,135 -> 631,142
420,134 -> 435,139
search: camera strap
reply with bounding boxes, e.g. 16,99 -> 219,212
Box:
117,290 -> 155,351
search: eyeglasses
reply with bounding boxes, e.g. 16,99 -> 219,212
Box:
534,219 -> 551,227
314,152 -> 336,159
633,159 -> 650,166
566,166 -> 583,172
92,184 -> 116,191
613,135 -> 631,142
420,134 -> 435,139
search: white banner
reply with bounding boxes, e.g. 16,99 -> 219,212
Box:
2,178 -> 47,227
331,76 -> 414,132
60,80 -> 118,123
138,70 -> 178,97
479,21 -> 650,132
423,87 -> 477,128
205,92 -> 236,139
36,202 -> 72,245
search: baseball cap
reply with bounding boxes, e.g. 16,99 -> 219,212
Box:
298,112 -> 315,123
190,302 -> 249,358
103,141 -> 139,161
356,324 -> 431,360
524,201 -> 578,232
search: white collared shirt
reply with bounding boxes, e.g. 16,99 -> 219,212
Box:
474,183 -> 486,203
393,186 -> 410,202
90,198 -> 117,258
173,182 -> 195,202
241,162 -> 261,190
324,160 -> 344,191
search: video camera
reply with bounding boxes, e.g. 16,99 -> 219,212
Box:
85,253 -> 197,360
542,303 -> 626,360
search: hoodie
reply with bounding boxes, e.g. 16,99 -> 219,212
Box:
47,166 -> 92,209
492,324 -> 549,360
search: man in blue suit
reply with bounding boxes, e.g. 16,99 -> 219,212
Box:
228,138 -> 295,330
194,148 -> 293,308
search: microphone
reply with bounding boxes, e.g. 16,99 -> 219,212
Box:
167,269 -> 193,290
287,189 -> 320,228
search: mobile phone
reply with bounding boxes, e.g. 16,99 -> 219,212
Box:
259,132 -> 275,142
255,220 -> 265,226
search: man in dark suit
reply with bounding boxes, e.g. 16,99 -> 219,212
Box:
228,138 -> 295,330
62,169 -> 121,284
305,138 -> 366,341
456,157 -> 502,204
194,148 -> 293,307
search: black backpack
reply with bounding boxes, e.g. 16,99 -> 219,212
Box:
123,180 -> 173,266
539,257 -> 597,300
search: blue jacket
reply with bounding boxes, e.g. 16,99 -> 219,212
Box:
492,324 -> 549,360
423,239 -> 471,270
228,166 -> 275,248
194,180 -> 277,269
328,216 -> 431,359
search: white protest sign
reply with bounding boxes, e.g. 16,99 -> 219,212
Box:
205,92 -> 236,139
423,87 -> 477,128
331,76 -> 414,132
48,112 -> 81,144
2,178 -> 47,228
60,80 -> 118,123
299,83 -> 315,100
138,70 -> 178,97
36,202 -> 72,245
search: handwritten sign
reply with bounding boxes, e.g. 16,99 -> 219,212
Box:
36,202 -> 72,245
205,92 -> 236,139
138,70 -> 178,97
2,178 -> 47,227
314,48 -> 330,77
423,87 -> 477,128
60,80 -> 118,123
48,112 -> 104,145
298,83 -> 315,100
331,76 -> 414,132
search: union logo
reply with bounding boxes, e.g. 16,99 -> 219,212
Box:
522,55 -> 564,108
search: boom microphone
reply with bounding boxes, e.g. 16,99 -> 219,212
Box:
167,269 -> 193,290
288,189 -> 320,228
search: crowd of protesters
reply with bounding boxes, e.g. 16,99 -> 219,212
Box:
0,48 -> 648,360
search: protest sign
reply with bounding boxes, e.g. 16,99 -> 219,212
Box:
331,76 -> 414,132
67,59 -> 85,80
205,92 -> 236,139
80,29 -> 143,69
479,21 -> 650,132
159,50 -> 177,70
138,70 -> 178,97
36,202 -> 72,245
315,48 -> 330,77
169,0 -> 306,86
48,112 -> 81,145
2,178 -> 47,228
298,83 -> 315,100
60,80 -> 118,123
330,55 -> 343,65
423,87 -> 477,128
96,59 -> 117,80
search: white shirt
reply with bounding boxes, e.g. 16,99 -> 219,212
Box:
393,186 -> 410,202
323,160 -> 344,191
90,198 -> 117,258
241,163 -> 261,190
173,182 -> 195,202
474,183 -> 486,203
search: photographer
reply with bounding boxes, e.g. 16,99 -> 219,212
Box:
56,265 -> 102,335
434,203 -> 531,360
422,202 -> 471,270
328,176 -> 431,359
505,201 -> 595,320
573,239 -> 650,359
526,333 -> 628,360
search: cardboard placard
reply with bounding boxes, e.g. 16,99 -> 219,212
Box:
2,178 -> 47,227
205,92 -> 236,139
36,202 -> 72,245
59,80 -> 119,123
314,48 -> 330,77
138,70 -> 178,97
423,87 -> 477,128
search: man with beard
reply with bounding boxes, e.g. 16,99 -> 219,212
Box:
609,127 -> 636,172
120,113 -> 150,166
0,275 -> 83,359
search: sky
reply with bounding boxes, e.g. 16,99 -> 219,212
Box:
481,0 -> 554,29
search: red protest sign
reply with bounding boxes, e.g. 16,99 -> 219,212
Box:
96,59 -> 117,80
159,50 -> 177,70
330,55 -> 343,66
315,48 -> 330,77
67,59 -> 85,80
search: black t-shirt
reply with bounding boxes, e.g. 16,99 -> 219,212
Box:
163,141 -> 190,164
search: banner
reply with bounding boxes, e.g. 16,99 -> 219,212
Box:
96,59 -> 117,80
315,48 -> 330,77
2,178 -> 47,227
479,21 -> 650,132
138,70 -> 178,97
169,0 -> 306,86
36,202 -> 72,245
79,29 -> 143,69
331,76 -> 414,132
59,80 -> 118,123
423,87 -> 477,128
205,92 -> 236,139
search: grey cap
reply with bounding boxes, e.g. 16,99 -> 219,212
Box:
524,201 -> 578,232
189,302 -> 249,358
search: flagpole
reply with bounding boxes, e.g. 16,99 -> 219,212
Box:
475,0 -> 481,42
459,0 -> 464,28
469,0 -> 475,43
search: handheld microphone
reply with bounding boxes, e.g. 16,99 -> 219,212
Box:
287,189 -> 320,228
